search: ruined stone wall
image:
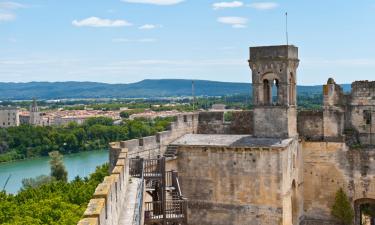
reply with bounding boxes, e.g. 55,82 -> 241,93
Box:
323,108 -> 345,140
229,111 -> 254,134
297,111 -> 324,140
323,79 -> 345,107
348,81 -> 375,145
175,138 -> 302,225
348,105 -> 375,145
197,111 -> 253,135
197,111 -> 226,134
302,141 -> 375,223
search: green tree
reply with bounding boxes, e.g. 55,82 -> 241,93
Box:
21,175 -> 55,189
120,111 -> 130,119
49,151 -> 68,182
331,188 -> 354,225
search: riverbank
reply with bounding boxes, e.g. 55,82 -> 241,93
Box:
0,149 -> 108,194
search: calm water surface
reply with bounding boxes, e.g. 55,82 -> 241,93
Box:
0,150 -> 108,194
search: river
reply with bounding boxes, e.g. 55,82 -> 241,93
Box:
0,150 -> 108,194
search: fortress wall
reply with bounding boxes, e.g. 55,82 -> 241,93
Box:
197,111 -> 225,134
323,108 -> 345,140
349,105 -> 375,145
302,141 -> 375,222
297,111 -> 324,140
228,110 -> 254,134
175,142 -> 301,225
351,81 -> 375,100
197,111 -> 253,135
78,113 -> 198,225
78,147 -> 129,225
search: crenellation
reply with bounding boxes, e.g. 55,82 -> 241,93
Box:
77,218 -> 99,225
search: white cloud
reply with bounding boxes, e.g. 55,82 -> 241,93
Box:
121,0 -> 184,5
0,13 -> 15,22
0,1 -> 26,9
212,1 -> 243,10
72,17 -> 132,27
112,38 -> 157,43
217,16 -> 247,28
7,38 -> 17,43
303,58 -> 375,67
112,38 -> 131,43
248,2 -> 279,10
138,38 -> 157,42
138,24 -> 162,30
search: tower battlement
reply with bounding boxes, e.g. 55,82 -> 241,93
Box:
352,80 -> 375,97
249,45 -> 298,61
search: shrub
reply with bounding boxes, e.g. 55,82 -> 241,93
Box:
331,188 -> 354,225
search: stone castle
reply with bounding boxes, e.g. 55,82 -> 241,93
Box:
78,45 -> 375,225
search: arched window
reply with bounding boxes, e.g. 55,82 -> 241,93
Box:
272,79 -> 279,105
289,73 -> 294,105
263,79 -> 270,105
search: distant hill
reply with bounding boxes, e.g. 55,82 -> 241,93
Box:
0,79 -> 352,100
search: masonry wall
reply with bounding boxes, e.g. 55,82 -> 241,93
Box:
197,111 -> 253,135
348,81 -> 375,145
323,108 -> 345,140
302,141 -> 375,224
253,107 -> 297,138
109,113 -> 198,170
175,138 -> 302,225
348,105 -> 375,145
297,111 -> 324,140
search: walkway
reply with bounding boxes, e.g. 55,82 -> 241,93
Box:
118,178 -> 141,225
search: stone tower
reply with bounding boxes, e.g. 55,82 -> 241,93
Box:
29,98 -> 41,125
249,45 -> 299,138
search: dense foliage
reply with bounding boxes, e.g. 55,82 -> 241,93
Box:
49,151 -> 68,182
0,116 -> 175,163
0,163 -> 109,225
331,188 -> 354,225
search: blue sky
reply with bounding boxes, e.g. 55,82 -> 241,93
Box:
0,0 -> 374,84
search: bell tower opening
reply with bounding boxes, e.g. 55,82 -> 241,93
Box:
263,79 -> 271,105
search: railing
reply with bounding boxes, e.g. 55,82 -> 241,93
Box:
143,158 -> 164,178
174,174 -> 184,199
127,145 -> 161,159
132,162 -> 144,225
129,158 -> 143,178
144,200 -> 187,220
130,158 -> 165,178
129,157 -> 187,225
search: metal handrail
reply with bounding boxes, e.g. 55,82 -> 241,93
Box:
144,200 -> 187,220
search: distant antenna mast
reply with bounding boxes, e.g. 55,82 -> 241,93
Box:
192,81 -> 195,111
285,12 -> 289,45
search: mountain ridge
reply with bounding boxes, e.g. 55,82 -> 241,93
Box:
0,79 -> 352,100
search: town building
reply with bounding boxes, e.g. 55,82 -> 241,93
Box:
0,107 -> 20,128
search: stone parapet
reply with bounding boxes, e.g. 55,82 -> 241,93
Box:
78,146 -> 130,225
109,113 -> 199,169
